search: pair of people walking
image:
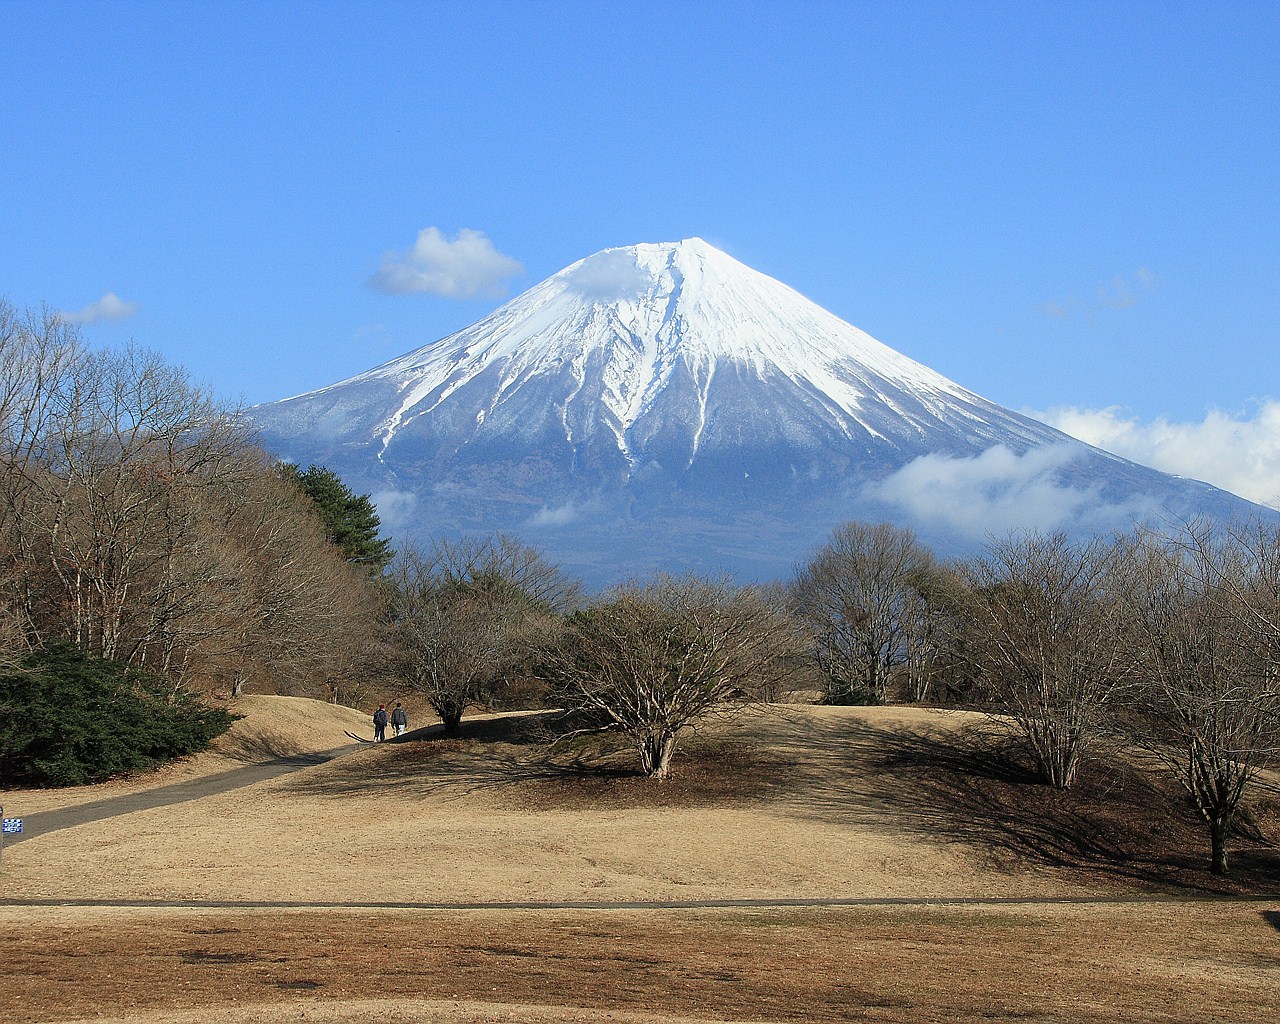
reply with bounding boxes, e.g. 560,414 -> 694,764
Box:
372,702 -> 408,742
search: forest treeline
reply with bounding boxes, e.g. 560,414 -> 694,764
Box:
2,298 -> 1277,876
0,301 -> 387,705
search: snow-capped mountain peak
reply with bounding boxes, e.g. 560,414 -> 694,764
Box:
249,239 -> 1269,586
274,238 -> 1053,468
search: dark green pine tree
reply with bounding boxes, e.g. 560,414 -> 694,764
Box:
282,464 -> 395,572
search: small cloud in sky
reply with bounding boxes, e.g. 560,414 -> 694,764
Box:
528,501 -> 581,528
864,444 -> 1149,541
371,489 -> 418,531
570,249 -> 653,303
1036,401 -> 1280,509
1099,275 -> 1138,309
369,227 -> 522,299
1039,268 -> 1160,322
58,292 -> 139,325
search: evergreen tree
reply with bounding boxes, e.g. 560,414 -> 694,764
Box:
0,644 -> 237,786
282,464 -> 395,572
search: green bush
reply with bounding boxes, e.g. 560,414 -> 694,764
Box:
0,644 -> 238,787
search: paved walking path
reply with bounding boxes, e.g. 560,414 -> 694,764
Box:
2,744 -> 360,847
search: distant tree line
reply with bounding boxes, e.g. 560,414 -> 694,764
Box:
0,300 -> 390,698
788,518 -> 1280,877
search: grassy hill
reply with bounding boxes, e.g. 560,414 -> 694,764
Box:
3,698 -> 1276,902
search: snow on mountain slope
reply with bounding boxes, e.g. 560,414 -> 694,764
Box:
262,239 -> 1064,472
250,239 -> 1270,585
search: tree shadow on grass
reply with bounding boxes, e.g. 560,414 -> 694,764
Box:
209,728 -> 358,765
280,709 -> 795,810
279,704 -> 1280,894
280,711 -> 564,800
790,717 -> 1280,896
510,735 -> 799,811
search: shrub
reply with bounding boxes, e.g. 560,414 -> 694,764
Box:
548,575 -> 799,779
0,644 -> 238,787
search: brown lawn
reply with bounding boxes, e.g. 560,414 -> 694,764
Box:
1,903 -> 1278,1024
2,696 -> 1278,1022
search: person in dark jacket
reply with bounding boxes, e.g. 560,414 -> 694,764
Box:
391,702 -> 408,737
372,704 -> 388,742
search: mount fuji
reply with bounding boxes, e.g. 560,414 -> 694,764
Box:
250,238 -> 1268,585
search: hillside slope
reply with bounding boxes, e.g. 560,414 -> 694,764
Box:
4,703 -> 1275,902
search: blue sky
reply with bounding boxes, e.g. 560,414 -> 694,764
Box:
3,1 -> 1278,502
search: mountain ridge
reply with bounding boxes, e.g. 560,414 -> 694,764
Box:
249,239 -> 1271,585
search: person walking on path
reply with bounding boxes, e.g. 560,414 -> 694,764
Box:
372,704 -> 388,743
391,702 -> 408,737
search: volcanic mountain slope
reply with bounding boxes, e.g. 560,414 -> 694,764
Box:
250,239 -> 1266,584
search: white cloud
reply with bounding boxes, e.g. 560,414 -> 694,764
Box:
58,292 -> 139,325
1036,402 -> 1280,509
1039,268 -> 1159,322
528,501 -> 581,528
569,249 -> 653,303
371,489 -> 418,531
369,227 -> 523,298
1099,274 -> 1137,309
865,444 -> 1150,541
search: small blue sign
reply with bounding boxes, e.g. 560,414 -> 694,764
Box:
1,818 -> 22,834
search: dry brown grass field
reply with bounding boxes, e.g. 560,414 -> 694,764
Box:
2,695 -> 1278,1023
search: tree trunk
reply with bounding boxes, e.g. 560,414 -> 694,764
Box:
1028,722 -> 1081,790
1209,815 -> 1232,876
231,677 -> 245,698
441,709 -> 463,734
867,659 -> 885,705
638,733 -> 677,780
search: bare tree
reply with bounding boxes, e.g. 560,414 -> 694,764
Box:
183,460 -> 386,700
960,532 -> 1137,789
1120,522 -> 1280,875
792,521 -> 957,704
549,575 -> 800,779
0,302 -> 386,701
427,533 -> 583,612
0,559 -> 31,671
0,329 -> 260,663
0,301 -> 86,646
389,536 -> 574,733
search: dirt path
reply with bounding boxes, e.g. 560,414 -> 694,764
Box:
3,744 -> 359,846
